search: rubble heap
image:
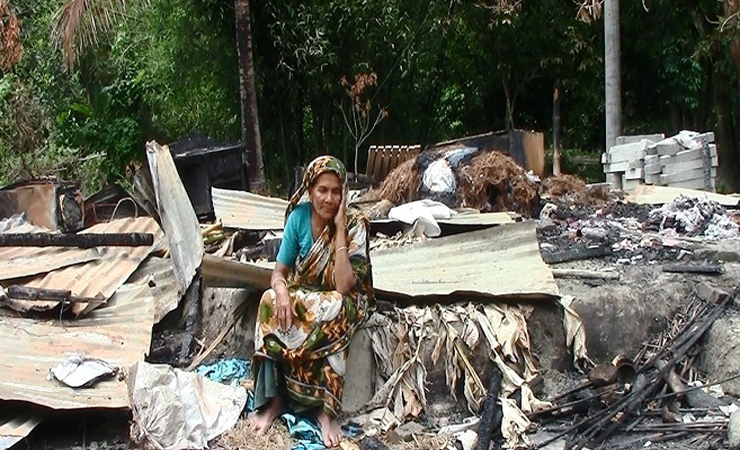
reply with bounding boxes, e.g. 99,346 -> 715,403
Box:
362,146 -> 539,217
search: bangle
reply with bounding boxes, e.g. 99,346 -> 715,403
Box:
271,278 -> 288,290
336,246 -> 348,253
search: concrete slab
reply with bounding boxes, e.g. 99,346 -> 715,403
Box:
661,157 -> 718,172
342,328 -> 374,413
668,178 -> 716,191
608,141 -> 647,163
616,134 -> 665,145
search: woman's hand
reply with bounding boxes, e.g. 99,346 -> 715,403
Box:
275,285 -> 293,330
271,263 -> 294,330
334,185 -> 347,229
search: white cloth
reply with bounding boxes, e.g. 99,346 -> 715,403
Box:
388,200 -> 457,237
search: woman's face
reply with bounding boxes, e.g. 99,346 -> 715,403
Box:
309,172 -> 342,221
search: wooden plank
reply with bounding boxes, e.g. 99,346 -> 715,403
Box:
379,147 -> 392,181
522,131 -> 545,177
366,145 -> 378,178
388,146 -> 400,176
372,146 -> 384,181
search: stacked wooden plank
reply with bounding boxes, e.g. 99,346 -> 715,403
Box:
602,131 -> 717,193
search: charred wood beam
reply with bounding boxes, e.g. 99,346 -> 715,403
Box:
0,232 -> 154,248
655,360 -> 686,400
552,269 -> 620,280
662,264 -> 723,274
4,285 -> 103,304
476,369 -> 503,450
541,246 -> 611,265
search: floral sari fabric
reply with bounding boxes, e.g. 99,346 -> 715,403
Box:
253,156 -> 374,417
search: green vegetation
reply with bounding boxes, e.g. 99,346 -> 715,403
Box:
2,0 -> 740,194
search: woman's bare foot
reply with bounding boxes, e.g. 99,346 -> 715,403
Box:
248,397 -> 283,435
316,409 -> 343,448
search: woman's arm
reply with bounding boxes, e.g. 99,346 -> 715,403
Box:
272,262 -> 293,330
333,188 -> 356,295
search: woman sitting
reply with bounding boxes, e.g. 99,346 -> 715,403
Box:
248,156 -> 374,447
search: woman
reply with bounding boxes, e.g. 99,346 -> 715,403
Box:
249,156 -> 374,447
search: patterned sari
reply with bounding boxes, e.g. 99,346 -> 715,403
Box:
252,156 -> 375,418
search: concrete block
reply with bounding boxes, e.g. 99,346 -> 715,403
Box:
653,142 -> 682,156
342,328 -> 374,413
605,173 -> 621,189
604,161 -> 631,173
624,168 -> 643,180
629,160 -> 644,170
644,173 -> 661,184
660,168 -> 717,184
644,163 -> 662,175
644,155 -> 660,165
622,178 -> 642,192
608,141 -> 648,162
616,134 -> 665,145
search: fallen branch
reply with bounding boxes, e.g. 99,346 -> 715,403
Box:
0,233 -> 154,248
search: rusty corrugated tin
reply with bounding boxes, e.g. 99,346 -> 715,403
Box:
0,279 -> 156,409
147,141 -> 204,295
0,409 -> 44,450
212,187 -> 289,230
0,223 -> 102,281
127,256 -> 181,324
24,217 -> 163,316
9,217 -> 164,317
371,221 -> 559,300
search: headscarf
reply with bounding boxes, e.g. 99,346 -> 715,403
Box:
286,155 -> 347,222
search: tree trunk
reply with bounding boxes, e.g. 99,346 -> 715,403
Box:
710,58 -> 740,192
235,0 -> 266,191
553,79 -> 562,176
604,0 -> 621,187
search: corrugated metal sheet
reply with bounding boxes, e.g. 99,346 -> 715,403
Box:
127,256 -> 181,323
212,187 -> 289,230
371,212 -> 515,227
211,221 -> 557,301
147,141 -> 204,295
0,409 -> 44,450
628,184 -> 740,208
0,223 -> 102,281
0,279 -> 156,409
10,217 -> 164,317
212,187 -> 515,232
371,220 -> 559,300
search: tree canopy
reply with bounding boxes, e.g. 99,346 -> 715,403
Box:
2,0 -> 740,192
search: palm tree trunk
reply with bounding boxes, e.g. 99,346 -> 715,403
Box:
235,0 -> 266,191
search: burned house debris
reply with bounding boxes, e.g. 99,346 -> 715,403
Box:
2,131 -> 740,450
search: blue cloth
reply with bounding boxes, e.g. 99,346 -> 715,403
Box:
195,358 -> 251,387
277,203 -> 314,267
282,413 -> 325,450
198,358 -> 326,450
